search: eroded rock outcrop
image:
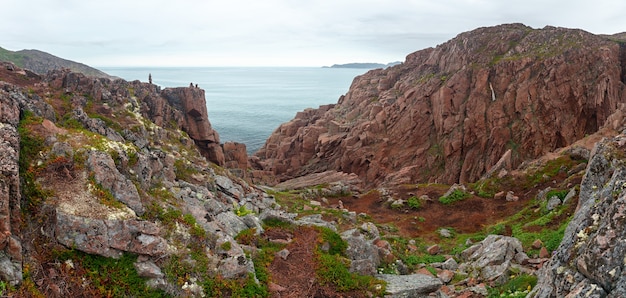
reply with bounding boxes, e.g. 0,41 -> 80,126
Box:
45,68 -> 226,166
0,63 -> 279,295
0,83 -> 25,285
531,133 -> 626,297
255,24 -> 626,187
161,87 -> 225,165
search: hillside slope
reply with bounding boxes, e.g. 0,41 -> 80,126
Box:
254,24 -> 626,187
0,46 -> 114,78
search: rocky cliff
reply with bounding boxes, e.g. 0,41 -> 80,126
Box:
255,24 -> 626,187
0,62 -> 277,295
531,131 -> 626,297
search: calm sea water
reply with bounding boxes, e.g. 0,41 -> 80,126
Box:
99,67 -> 369,154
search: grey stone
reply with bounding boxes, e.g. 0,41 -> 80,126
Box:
214,211 -> 248,237
240,214 -> 264,234
218,255 -> 254,279
461,235 -> 525,284
258,209 -> 296,225
438,228 -> 453,238
72,107 -> 124,142
49,141 -> 73,159
296,214 -> 336,231
376,274 -> 443,297
562,187 -> 577,205
341,228 -> 380,275
441,258 -> 458,271
442,183 -> 466,198
215,175 -> 243,199
0,254 -> 21,286
546,196 -> 562,211
360,222 -> 380,240
134,261 -> 164,278
55,211 -> 120,258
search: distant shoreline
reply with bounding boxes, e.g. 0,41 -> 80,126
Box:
323,62 -> 401,69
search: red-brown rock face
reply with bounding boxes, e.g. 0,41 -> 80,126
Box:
255,24 -> 626,187
46,69 -> 226,165
161,87 -> 224,165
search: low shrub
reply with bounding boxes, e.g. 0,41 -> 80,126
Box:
439,189 -> 470,205
407,196 -> 421,209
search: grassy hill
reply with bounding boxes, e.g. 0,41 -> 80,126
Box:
0,46 -> 114,78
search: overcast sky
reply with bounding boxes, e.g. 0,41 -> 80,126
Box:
2,0 -> 624,67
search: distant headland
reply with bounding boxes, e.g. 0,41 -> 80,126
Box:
322,62 -> 401,69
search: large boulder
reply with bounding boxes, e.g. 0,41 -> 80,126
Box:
341,225 -> 381,275
55,211 -> 168,258
460,234 -> 530,285
376,274 -> 443,298
87,150 -> 144,215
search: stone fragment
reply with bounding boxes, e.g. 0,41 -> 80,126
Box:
438,270 -> 455,283
376,273 -> 442,297
427,244 -> 440,255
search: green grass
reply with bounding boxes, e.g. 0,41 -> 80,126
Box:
439,189 -> 470,205
525,156 -> 577,187
0,46 -> 26,66
314,227 -> 385,295
403,254 -> 447,266
18,111 -> 53,213
545,189 -> 569,201
488,273 -> 537,297
56,251 -> 168,297
174,159 -> 199,182
318,227 -> 348,255
407,196 -> 421,209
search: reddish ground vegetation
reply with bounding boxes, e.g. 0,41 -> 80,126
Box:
268,226 -> 369,298
330,168 -> 582,242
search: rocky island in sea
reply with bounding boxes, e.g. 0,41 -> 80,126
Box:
1,23 -> 626,297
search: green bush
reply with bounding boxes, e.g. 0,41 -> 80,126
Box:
403,254 -> 446,266
234,203 -> 254,217
488,273 -> 537,297
545,189 -> 569,201
261,217 -> 294,229
439,189 -> 470,205
314,227 -> 385,295
407,196 -> 421,209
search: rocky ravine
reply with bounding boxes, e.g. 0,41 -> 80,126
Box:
254,24 -> 626,188
2,23 -> 626,296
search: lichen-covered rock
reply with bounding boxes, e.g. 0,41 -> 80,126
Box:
531,134 -> 626,297
0,83 -> 26,285
376,273 -> 443,297
460,234 -> 529,285
87,150 -> 144,215
341,228 -> 381,275
55,211 -> 168,258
